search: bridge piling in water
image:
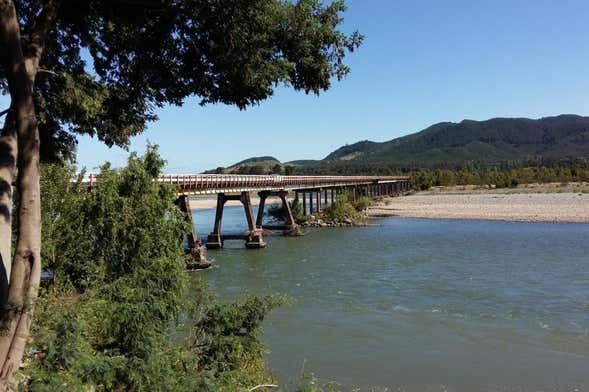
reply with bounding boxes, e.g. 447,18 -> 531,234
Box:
256,190 -> 301,236
177,195 -> 209,269
206,192 -> 266,250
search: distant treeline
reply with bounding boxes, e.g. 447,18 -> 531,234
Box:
219,157 -> 589,191
409,163 -> 589,190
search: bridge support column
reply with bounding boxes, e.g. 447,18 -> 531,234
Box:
279,192 -> 302,236
206,192 -> 266,250
256,192 -> 268,228
309,191 -> 314,214
177,195 -> 209,269
206,194 -> 226,249
256,191 -> 301,236
316,189 -> 321,211
242,192 -> 266,249
302,192 -> 307,216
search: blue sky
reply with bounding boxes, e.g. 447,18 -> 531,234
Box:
2,0 -> 589,172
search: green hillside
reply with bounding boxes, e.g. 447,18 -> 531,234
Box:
323,115 -> 589,168
208,115 -> 589,174
205,156 -> 282,174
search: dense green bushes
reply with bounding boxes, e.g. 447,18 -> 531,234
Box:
24,147 -> 283,391
290,198 -> 307,224
323,192 -> 368,222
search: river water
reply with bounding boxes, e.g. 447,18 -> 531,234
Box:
193,205 -> 589,391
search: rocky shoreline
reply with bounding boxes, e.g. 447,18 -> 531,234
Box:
299,213 -> 360,228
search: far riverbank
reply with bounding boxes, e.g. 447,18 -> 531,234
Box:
369,191 -> 589,223
188,182 -> 589,223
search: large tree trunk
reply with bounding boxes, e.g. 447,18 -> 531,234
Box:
0,110 -> 17,293
0,1 -> 47,389
0,92 -> 42,391
0,111 -> 17,319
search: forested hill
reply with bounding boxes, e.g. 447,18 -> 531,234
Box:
323,115 -> 589,167
205,156 -> 282,174
208,115 -> 589,174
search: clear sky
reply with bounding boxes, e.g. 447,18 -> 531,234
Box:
2,0 -> 589,172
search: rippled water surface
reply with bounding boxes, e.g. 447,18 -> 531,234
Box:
193,205 -> 589,391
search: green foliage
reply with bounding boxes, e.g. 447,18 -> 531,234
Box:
192,295 -> 286,375
8,0 -> 362,162
318,115 -> 589,169
236,115 -> 589,177
291,198 -> 307,224
236,165 -> 266,175
323,192 -> 358,222
27,148 -> 281,391
409,163 -> 589,190
353,196 -> 370,212
272,164 -> 284,174
40,145 -> 187,291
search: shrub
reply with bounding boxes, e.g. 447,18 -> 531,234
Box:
324,192 -> 358,221
25,147 -> 279,391
290,198 -> 307,224
354,196 -> 370,212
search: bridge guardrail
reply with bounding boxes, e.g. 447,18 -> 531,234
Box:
80,174 -> 410,194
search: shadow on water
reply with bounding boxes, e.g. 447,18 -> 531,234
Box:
192,206 -> 589,391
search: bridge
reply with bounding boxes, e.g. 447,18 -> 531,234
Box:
85,174 -> 411,268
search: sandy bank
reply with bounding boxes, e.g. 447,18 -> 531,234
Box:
369,192 -> 589,223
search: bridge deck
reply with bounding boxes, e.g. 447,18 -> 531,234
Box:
84,174 -> 410,195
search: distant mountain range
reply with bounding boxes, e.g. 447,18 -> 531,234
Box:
207,115 -> 589,174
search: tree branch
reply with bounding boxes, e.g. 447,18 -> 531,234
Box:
37,68 -> 58,76
248,385 -> 279,392
0,109 -> 8,118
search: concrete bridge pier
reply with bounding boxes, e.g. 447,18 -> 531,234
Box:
316,189 -> 321,211
256,190 -> 301,236
206,192 -> 266,250
177,195 -> 209,269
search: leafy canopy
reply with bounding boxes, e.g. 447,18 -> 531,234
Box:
2,0 -> 362,161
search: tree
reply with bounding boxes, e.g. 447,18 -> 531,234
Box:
271,163 -> 283,174
0,0 -> 362,387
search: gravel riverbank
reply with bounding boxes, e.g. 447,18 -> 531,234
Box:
369,192 -> 589,223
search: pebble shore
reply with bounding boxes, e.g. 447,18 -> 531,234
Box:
368,192 -> 589,223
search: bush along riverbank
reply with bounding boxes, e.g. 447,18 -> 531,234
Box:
299,192 -> 371,228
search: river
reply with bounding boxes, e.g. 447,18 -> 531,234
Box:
192,205 -> 589,391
